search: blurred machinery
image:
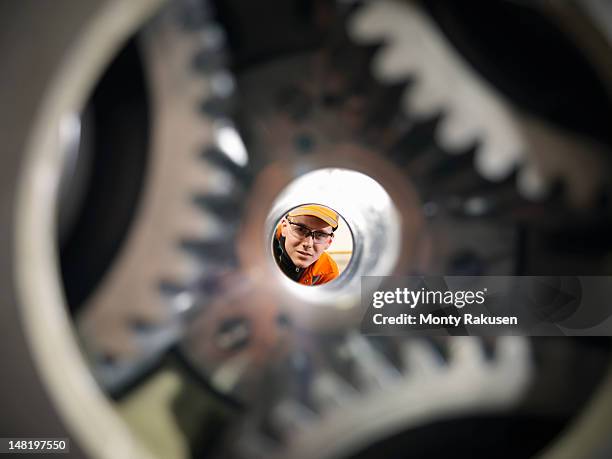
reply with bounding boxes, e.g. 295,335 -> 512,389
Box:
2,0 -> 612,458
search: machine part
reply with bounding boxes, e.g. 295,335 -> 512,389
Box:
222,336 -> 533,459
176,1 -> 612,457
75,0 -> 243,393
266,168 -> 402,314
349,0 -> 612,205
6,0 -> 164,457
3,1 -> 612,459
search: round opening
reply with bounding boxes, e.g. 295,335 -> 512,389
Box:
265,167 -> 401,316
271,204 -> 353,286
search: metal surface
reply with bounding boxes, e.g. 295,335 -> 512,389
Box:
12,0 -> 164,458
267,168 -> 401,311
3,0 -> 612,458
350,0 -> 612,205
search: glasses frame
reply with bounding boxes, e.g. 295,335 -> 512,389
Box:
286,218 -> 334,245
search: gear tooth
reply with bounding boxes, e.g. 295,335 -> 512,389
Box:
400,339 -> 447,377
373,42 -> 418,83
163,259 -> 202,286
475,139 -> 524,181
517,162 -> 551,201
348,0 -> 400,43
173,195 -> 222,235
212,120 -> 249,166
210,353 -> 253,394
201,146 -> 252,184
158,282 -> 197,313
495,337 -> 531,366
195,22 -> 227,49
448,337 -> 486,370
209,70 -> 236,98
79,283 -> 171,349
270,399 -> 318,437
346,333 -> 401,390
311,371 -> 358,410
159,267 -> 231,314
403,78 -> 444,119
436,110 -> 483,153
190,21 -> 229,72
491,338 -> 533,402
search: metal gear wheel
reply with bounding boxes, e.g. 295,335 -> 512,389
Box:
167,3 -> 612,457
68,1 -> 612,457
349,0 -> 612,206
3,1 -> 612,459
75,0 -> 246,392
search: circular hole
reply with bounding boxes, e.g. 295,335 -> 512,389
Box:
271,204 -> 354,286
265,167 -> 402,315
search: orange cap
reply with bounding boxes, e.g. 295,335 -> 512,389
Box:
288,204 -> 339,230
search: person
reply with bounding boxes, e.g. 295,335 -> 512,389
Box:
273,204 -> 340,286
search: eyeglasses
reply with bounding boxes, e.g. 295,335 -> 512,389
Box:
287,219 -> 333,244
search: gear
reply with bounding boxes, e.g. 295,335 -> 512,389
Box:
225,336 -> 532,459
4,0 -> 612,458
76,0 -> 248,392
176,3 -> 612,457
348,0 -> 612,206
173,2 -> 611,457
48,0 -> 612,458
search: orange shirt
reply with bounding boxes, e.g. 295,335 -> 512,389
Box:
298,251 -> 339,286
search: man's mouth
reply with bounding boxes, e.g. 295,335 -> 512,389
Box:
296,250 -> 312,257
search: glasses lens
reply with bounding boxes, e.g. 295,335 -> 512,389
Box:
289,221 -> 330,244
313,232 -> 328,243
292,225 -> 309,238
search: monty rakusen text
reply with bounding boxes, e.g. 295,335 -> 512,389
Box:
370,287 -> 518,327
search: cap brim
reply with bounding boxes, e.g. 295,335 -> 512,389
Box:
289,209 -> 338,229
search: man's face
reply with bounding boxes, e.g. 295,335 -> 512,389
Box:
281,215 -> 333,269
